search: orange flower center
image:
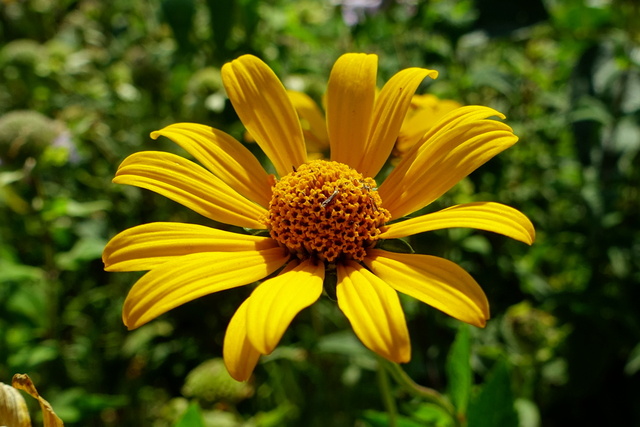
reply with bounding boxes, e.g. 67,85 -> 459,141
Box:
266,160 -> 391,263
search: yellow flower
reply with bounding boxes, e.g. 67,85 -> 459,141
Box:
103,53 -> 535,382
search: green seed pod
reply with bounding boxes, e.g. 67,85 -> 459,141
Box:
0,39 -> 45,69
181,358 -> 254,405
0,110 -> 63,165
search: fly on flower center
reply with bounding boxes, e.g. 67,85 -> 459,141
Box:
266,160 -> 391,263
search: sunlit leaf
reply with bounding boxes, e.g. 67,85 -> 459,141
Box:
446,324 -> 471,415
467,360 -> 518,427
173,402 -> 205,427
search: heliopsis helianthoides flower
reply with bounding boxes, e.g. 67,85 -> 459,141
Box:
102,53 -> 535,382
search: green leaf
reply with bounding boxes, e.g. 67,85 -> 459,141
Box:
55,236 -> 108,271
461,235 -> 491,255
8,340 -> 59,370
446,324 -> 471,414
624,342 -> 640,375
0,259 -> 44,283
467,360 -> 518,427
412,403 -> 457,427
514,398 -> 541,427
173,402 -> 206,427
377,238 -> 415,254
252,402 -> 298,427
205,0 -> 235,59
323,266 -> 338,301
361,410 -> 428,427
316,331 -> 372,359
161,0 -> 196,52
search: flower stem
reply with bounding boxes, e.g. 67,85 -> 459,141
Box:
376,357 -> 398,427
378,358 -> 458,421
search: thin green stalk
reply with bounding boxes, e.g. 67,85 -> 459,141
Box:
376,357 -> 398,427
379,358 -> 458,420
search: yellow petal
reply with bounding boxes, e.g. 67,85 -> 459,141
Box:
381,202 -> 535,244
114,151 -> 267,229
364,249 -> 489,327
327,53 -> 377,166
223,299 -> 262,382
417,105 -> 508,146
123,247 -> 289,329
245,259 -> 324,354
222,55 -> 306,177
0,381 -> 31,427
103,222 -> 280,272
287,90 -> 329,152
336,261 -> 411,363
379,106 -> 518,219
357,67 -> 438,177
396,95 -> 462,155
151,123 -> 272,208
12,374 -> 63,427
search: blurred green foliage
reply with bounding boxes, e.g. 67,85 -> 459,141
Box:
1,0 -> 639,425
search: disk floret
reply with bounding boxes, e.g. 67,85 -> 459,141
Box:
266,160 -> 391,262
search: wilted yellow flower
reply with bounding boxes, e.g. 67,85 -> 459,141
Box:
0,374 -> 63,427
103,53 -> 534,381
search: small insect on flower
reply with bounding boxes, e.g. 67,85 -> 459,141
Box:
321,188 -> 340,208
357,179 -> 379,211
358,179 -> 378,192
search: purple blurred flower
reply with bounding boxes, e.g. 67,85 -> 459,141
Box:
333,0 -> 384,26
